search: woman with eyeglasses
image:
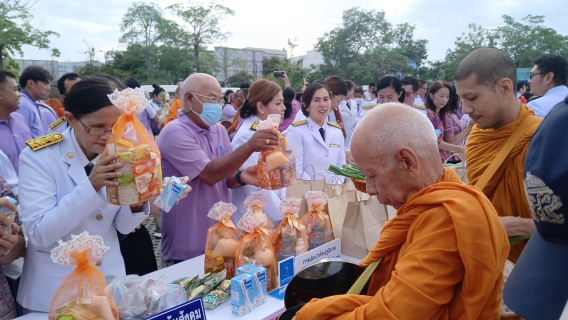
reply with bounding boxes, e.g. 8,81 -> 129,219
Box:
16,77 -> 190,313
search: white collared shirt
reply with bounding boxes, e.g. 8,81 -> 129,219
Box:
70,129 -> 101,167
527,85 -> 568,118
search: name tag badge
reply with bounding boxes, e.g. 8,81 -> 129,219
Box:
329,143 -> 340,147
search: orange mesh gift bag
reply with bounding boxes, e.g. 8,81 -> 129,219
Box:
235,193 -> 278,292
271,198 -> 308,260
301,191 -> 334,248
204,202 -> 240,279
104,88 -> 163,205
257,114 -> 296,190
49,231 -> 118,320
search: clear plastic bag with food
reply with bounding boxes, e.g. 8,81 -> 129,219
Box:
271,198 -> 308,261
235,193 -> 278,292
204,202 -> 241,279
301,191 -> 334,250
105,275 -> 146,318
49,232 -> 118,320
257,114 -> 296,190
142,274 -> 186,316
104,87 -> 163,205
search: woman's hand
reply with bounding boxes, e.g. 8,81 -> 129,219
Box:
0,214 -> 20,256
89,154 -> 122,191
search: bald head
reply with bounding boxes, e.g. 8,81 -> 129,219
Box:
454,47 -> 517,89
180,73 -> 222,110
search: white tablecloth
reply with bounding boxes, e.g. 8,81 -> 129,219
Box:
17,254 -> 360,320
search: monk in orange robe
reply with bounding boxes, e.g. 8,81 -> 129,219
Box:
295,103 -> 509,320
161,87 -> 182,127
454,48 -> 542,263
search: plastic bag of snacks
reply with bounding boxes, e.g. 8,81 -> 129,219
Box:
302,191 -> 334,250
240,193 -> 274,238
104,87 -> 163,205
271,198 -> 308,261
256,114 -> 296,190
49,232 -> 118,320
235,193 -> 277,292
205,202 -> 240,279
106,275 -> 146,318
142,274 -> 186,316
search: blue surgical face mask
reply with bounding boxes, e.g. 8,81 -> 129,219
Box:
191,95 -> 222,127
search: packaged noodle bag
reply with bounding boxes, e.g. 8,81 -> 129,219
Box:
235,193 -> 277,292
271,198 -> 308,261
104,87 -> 163,205
257,114 -> 296,190
49,231 -> 118,320
302,191 -> 334,250
204,202 -> 240,279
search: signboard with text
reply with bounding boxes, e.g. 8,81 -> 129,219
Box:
144,297 -> 207,320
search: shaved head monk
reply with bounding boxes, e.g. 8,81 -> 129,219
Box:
454,48 -> 542,263
295,103 -> 509,319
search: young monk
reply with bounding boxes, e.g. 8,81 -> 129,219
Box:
454,47 -> 542,263
295,103 -> 509,319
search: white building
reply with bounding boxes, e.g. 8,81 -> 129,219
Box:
59,61 -> 104,75
290,50 -> 324,69
214,47 -> 288,83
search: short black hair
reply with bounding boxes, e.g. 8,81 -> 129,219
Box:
534,54 -> 568,87
92,73 -> 126,90
517,81 -> 527,91
418,79 -> 427,87
345,80 -> 355,91
301,83 -> 330,117
0,69 -> 16,88
376,75 -> 405,103
19,65 -> 52,88
354,86 -> 364,94
240,82 -> 250,89
401,76 -> 419,93
283,87 -> 295,118
57,72 -> 80,95
368,82 -> 375,87
124,77 -> 141,89
151,84 -> 165,97
454,47 -> 517,89
63,77 -> 115,118
295,91 -> 303,101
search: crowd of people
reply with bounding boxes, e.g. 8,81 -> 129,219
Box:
0,48 -> 567,318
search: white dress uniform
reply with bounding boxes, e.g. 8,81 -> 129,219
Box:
412,101 -> 428,117
48,116 -> 68,133
414,96 -> 424,105
17,128 -> 149,312
230,116 -> 285,224
357,101 -> 379,125
285,117 -> 346,183
527,85 -> 568,118
328,99 -> 357,151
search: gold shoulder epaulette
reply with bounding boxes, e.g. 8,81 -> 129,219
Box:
327,122 -> 342,129
26,133 -> 64,152
250,121 -> 259,131
49,117 -> 66,130
362,104 -> 377,110
413,104 -> 426,110
291,120 -> 308,127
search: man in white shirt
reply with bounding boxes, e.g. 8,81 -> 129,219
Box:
516,81 -> 526,99
363,82 -> 375,100
527,54 -> 568,118
401,77 -> 427,117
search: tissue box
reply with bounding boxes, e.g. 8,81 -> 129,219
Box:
236,263 -> 257,276
231,274 -> 254,317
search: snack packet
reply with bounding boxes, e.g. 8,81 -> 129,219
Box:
0,196 -> 17,234
204,202 -> 240,278
203,289 -> 229,310
302,191 -> 334,249
256,114 -> 296,190
272,198 -> 308,260
49,232 -> 118,320
235,194 -> 278,292
153,176 -> 188,212
104,88 -> 163,205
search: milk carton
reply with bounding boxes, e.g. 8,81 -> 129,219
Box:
231,273 -> 254,316
236,263 -> 257,276
246,266 -> 267,305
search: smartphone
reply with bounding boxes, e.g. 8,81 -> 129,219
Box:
274,71 -> 284,78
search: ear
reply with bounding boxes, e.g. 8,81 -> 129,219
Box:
59,95 -> 65,104
429,92 -> 434,100
544,72 -> 555,85
498,78 -> 514,98
64,111 -> 76,129
256,101 -> 264,112
396,146 -> 420,177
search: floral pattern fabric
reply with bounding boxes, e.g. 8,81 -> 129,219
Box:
427,109 -> 448,163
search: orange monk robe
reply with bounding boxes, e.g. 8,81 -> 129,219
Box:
45,100 -> 65,118
466,104 -> 541,263
163,98 -> 182,126
295,169 -> 509,320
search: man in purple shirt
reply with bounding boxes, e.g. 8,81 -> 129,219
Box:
16,65 -> 52,138
0,70 -> 32,173
157,73 -> 279,265
124,77 -> 160,135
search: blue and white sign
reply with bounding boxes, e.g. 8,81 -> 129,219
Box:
144,297 -> 207,320
278,256 -> 295,287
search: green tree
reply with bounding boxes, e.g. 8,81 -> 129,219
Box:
120,2 -> 167,81
0,0 -> 59,68
166,2 -> 234,73
262,56 -> 307,90
226,71 -> 255,87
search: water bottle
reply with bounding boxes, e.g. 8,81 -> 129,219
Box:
308,226 -> 325,250
278,238 -> 295,262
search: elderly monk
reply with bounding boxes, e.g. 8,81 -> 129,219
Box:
295,103 -> 509,320
454,48 -> 542,263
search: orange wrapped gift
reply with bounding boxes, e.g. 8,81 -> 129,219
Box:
204,202 -> 240,279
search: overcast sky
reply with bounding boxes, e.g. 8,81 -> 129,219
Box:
20,0 -> 568,63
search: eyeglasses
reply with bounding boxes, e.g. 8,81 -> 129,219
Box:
529,72 -> 548,80
191,92 -> 223,104
333,94 -> 347,104
76,117 -> 112,136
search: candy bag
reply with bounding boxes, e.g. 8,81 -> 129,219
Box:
49,232 -> 118,320
235,193 -> 278,292
302,191 -> 334,249
271,198 -> 308,261
104,88 -> 163,205
106,275 -> 146,318
205,202 -> 240,279
257,114 -> 296,190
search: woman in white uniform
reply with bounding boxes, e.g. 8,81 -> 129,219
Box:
18,77 -> 154,313
357,75 -> 406,124
286,83 -> 346,183
230,79 -> 286,224
325,76 -> 357,163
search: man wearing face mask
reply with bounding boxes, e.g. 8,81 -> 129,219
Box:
157,73 -> 280,266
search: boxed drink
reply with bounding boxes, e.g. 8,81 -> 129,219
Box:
231,274 -> 254,317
